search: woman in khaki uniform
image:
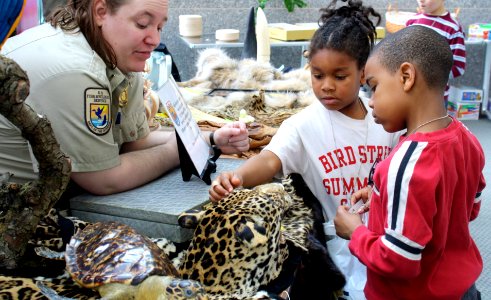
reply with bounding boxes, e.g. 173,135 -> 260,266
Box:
0,0 -> 249,196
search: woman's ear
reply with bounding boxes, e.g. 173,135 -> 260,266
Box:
93,0 -> 108,26
399,62 -> 416,92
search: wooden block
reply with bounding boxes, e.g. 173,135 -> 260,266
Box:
268,23 -> 317,41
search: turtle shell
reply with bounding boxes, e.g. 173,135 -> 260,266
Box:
65,221 -> 179,289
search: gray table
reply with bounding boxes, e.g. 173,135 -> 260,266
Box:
70,158 -> 244,242
179,35 -> 491,115
179,33 -> 311,66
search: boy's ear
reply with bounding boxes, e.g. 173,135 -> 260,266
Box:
93,0 -> 108,26
399,62 -> 416,92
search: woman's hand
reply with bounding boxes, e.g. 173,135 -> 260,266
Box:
213,121 -> 249,154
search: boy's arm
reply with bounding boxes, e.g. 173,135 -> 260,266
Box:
348,144 -> 440,279
470,173 -> 486,220
471,192 -> 482,221
469,137 -> 486,220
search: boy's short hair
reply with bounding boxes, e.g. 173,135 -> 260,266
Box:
372,25 -> 453,91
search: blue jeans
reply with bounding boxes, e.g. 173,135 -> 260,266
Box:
462,284 -> 481,300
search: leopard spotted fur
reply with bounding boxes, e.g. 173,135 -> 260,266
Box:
178,176 -> 313,299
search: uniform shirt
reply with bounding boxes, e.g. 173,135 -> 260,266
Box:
0,23 -> 149,183
349,118 -> 485,300
406,12 -> 466,100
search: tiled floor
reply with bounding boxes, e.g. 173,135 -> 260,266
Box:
463,117 -> 491,298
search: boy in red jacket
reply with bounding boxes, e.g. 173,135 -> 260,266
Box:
334,25 -> 485,300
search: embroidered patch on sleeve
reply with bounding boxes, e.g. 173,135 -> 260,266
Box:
85,88 -> 111,135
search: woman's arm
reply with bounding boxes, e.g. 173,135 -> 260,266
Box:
71,132 -> 179,195
73,120 -> 250,195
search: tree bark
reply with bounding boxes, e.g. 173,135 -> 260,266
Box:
0,55 -> 71,269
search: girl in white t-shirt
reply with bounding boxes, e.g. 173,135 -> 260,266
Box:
209,0 -> 401,299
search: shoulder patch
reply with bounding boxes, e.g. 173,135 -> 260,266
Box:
85,88 -> 111,135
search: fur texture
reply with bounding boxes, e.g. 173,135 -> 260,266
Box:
287,174 -> 347,300
178,177 -> 313,300
178,48 -> 316,126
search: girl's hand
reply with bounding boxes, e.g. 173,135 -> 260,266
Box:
209,172 -> 243,202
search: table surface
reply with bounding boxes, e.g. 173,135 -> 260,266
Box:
181,33 -> 488,48
70,158 -> 245,224
179,33 -> 311,49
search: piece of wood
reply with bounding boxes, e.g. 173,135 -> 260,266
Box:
0,55 -> 71,269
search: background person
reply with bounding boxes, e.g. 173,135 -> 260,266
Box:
406,0 -> 466,104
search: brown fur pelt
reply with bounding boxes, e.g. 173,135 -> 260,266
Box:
178,48 -> 316,127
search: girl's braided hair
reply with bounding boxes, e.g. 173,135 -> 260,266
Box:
309,0 -> 381,69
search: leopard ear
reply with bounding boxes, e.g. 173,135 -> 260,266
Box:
254,182 -> 284,194
178,209 -> 205,229
235,218 -> 267,248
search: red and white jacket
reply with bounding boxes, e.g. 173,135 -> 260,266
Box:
349,118 -> 485,300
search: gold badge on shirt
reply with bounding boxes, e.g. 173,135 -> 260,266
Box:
85,88 -> 111,135
119,85 -> 129,108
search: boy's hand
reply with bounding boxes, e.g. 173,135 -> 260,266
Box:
334,205 -> 363,240
350,186 -> 373,214
209,172 -> 243,202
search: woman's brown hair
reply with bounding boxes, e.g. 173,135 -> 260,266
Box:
48,0 -> 129,68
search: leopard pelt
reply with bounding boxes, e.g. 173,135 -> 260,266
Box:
202,91 -> 306,128
178,176 -> 313,299
178,48 -> 316,128
0,274 -> 98,300
29,208 -> 89,251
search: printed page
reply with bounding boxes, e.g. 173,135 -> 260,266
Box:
157,78 -> 209,174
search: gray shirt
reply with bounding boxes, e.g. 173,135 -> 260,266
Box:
0,23 -> 149,183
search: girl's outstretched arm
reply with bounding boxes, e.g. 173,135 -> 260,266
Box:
209,150 -> 282,202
